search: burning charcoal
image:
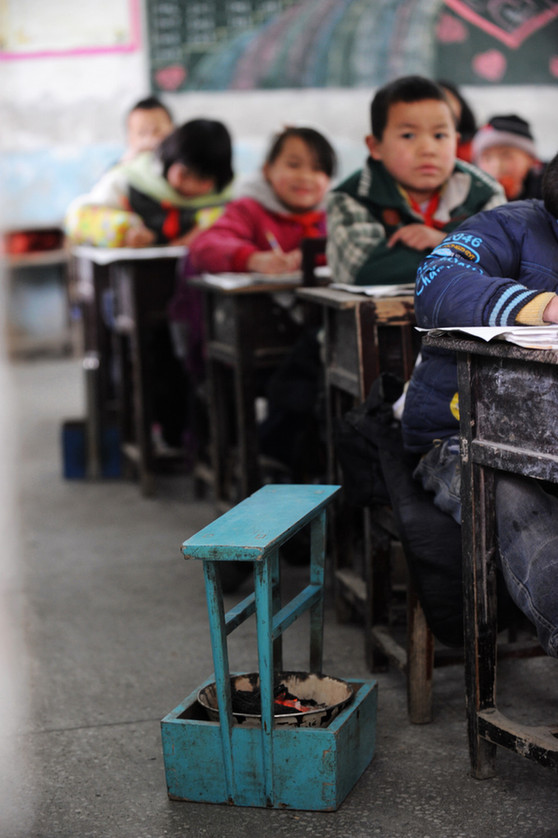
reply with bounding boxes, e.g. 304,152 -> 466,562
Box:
231,684 -> 321,716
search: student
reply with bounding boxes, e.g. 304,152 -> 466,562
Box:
401,151 -> 558,657
176,125 -> 337,468
187,125 -> 337,275
472,113 -> 546,200
437,79 -> 477,163
65,119 -> 234,248
326,75 -> 505,287
122,96 -> 174,162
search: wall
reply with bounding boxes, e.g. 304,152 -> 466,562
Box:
1,1 -> 557,230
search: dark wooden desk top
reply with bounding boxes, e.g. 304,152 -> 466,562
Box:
297,285 -> 415,322
191,275 -> 303,296
423,332 -> 558,365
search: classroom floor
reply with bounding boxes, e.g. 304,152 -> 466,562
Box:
3,355 -> 558,838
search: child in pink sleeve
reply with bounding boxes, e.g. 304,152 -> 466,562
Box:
187,125 -> 337,275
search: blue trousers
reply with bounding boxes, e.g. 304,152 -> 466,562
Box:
414,437 -> 558,658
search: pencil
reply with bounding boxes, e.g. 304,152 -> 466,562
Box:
265,231 -> 283,253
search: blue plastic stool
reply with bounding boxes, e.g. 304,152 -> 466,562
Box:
161,484 -> 378,810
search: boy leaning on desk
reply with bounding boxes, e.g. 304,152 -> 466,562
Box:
65,119 -> 234,249
326,75 -> 505,287
401,151 -> 558,659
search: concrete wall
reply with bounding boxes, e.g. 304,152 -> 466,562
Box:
1,1 -> 557,230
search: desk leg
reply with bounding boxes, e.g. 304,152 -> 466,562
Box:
233,298 -> 261,499
460,355 -> 497,778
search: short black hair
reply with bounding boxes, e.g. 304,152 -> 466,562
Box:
157,119 -> 234,192
265,126 -> 337,178
129,96 -> 172,121
437,79 -> 477,140
371,75 -> 453,140
542,152 -> 558,218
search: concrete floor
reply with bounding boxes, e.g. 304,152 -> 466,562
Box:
2,356 -> 558,838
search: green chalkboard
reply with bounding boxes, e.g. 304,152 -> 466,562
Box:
146,0 -> 558,91
147,0 -> 296,91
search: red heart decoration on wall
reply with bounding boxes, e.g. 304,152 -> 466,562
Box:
155,65 -> 187,90
472,49 -> 507,80
444,0 -> 558,49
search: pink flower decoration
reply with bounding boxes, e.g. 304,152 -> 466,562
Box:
550,56 -> 558,77
472,49 -> 507,81
436,12 -> 468,43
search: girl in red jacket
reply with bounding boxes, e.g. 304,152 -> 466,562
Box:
187,125 -> 337,275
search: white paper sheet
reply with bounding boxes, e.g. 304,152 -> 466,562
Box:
418,325 -> 558,350
330,283 -> 415,297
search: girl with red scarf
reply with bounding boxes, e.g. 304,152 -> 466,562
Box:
187,126 -> 337,275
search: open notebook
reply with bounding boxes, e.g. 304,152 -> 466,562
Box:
202,271 -> 302,289
418,325 -> 558,350
330,282 -> 415,297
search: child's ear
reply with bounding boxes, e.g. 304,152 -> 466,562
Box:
365,134 -> 382,161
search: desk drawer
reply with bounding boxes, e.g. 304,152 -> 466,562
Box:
210,294 -> 301,350
467,354 -> 558,480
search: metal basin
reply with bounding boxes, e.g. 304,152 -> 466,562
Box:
198,671 -> 354,727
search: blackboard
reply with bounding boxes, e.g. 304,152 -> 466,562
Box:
147,0 -> 558,91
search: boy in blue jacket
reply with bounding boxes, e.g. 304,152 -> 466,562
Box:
402,151 -> 558,657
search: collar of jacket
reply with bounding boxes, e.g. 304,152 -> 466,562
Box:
356,156 -> 482,224
119,151 -> 234,209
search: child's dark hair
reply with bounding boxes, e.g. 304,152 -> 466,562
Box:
129,95 -> 173,121
437,79 -> 477,140
542,151 -> 558,218
371,76 -> 454,140
158,119 -> 234,192
265,126 -> 337,178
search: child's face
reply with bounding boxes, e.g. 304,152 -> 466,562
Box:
263,136 -> 331,213
477,145 -> 535,199
127,107 -> 174,156
366,99 -> 457,203
166,162 -> 216,198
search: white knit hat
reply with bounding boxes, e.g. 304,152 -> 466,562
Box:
472,114 -> 538,163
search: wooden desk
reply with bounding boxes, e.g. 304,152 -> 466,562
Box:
425,333 -> 558,776
192,276 -> 304,508
71,245 -> 185,494
296,286 -> 419,667
7,244 -> 72,357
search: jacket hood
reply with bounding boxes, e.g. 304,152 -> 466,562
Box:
238,171 -> 328,215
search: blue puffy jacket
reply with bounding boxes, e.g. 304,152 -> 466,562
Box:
402,199 -> 558,452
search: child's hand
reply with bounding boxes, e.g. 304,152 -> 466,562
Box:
170,225 -> 200,247
247,249 -> 302,274
387,225 -> 446,251
124,225 -> 156,248
543,296 -> 558,323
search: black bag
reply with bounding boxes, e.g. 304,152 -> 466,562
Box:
332,372 -> 404,507
334,372 -> 515,647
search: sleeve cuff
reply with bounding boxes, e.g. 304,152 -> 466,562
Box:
231,244 -> 257,272
516,292 -> 557,325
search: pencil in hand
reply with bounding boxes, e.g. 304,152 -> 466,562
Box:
265,230 -> 283,253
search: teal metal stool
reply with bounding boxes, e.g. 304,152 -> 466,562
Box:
161,484 -> 378,810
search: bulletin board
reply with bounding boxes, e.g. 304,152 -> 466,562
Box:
0,0 -> 140,59
146,0 -> 558,90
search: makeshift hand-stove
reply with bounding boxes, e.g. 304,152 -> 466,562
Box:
161,484 -> 378,811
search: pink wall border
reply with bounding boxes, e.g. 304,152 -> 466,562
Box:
0,0 -> 141,60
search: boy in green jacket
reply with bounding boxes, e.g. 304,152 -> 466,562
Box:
327,75 -> 505,286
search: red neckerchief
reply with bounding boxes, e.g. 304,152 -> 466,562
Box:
408,192 -> 445,229
281,209 -> 325,239
162,206 -> 181,240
